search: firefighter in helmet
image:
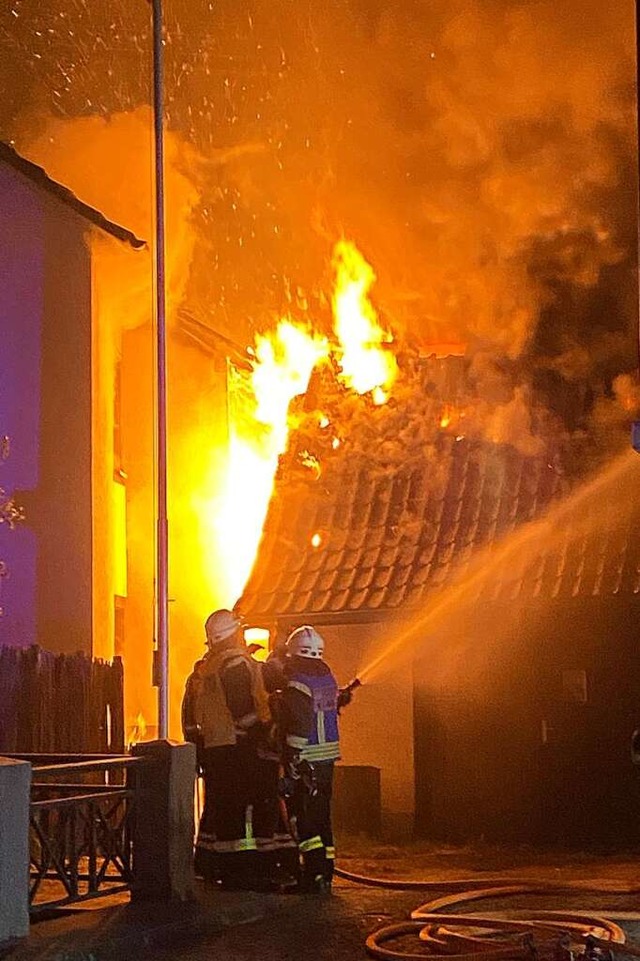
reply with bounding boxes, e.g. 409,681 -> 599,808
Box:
281,625 -> 353,894
181,608 -> 272,889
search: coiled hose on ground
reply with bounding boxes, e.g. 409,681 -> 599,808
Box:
333,867 -> 640,961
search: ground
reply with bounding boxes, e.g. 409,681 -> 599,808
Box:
15,837 -> 640,961
151,838 -> 640,961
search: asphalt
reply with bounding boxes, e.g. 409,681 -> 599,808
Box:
8,843 -> 640,961
6,884 -> 285,961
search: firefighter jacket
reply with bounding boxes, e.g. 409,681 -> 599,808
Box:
182,644 -> 271,749
282,656 -> 341,763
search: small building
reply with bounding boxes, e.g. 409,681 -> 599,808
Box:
239,360 -> 640,843
0,141 -> 144,656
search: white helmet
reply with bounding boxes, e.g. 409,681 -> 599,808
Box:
205,609 -> 241,646
286,625 -> 325,659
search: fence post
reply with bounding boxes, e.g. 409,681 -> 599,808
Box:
0,757 -> 31,949
131,739 -> 196,902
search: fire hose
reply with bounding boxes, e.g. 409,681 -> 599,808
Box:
332,867 -> 640,961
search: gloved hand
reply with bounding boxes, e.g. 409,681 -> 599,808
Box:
297,759 -> 318,798
286,754 -> 302,780
337,686 -> 353,710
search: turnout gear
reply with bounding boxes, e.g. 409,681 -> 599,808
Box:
182,617 -> 271,888
285,625 -> 324,659
186,645 -> 270,749
282,646 -> 347,893
284,659 -> 340,764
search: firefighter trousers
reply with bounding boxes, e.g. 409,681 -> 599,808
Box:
195,744 -> 296,888
195,742 -> 258,886
289,760 -> 335,887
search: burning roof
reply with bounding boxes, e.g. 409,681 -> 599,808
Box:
237,348 -> 640,626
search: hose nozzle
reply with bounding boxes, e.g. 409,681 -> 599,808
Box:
338,677 -> 361,711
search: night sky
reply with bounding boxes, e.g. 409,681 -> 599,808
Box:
1,0 -> 637,449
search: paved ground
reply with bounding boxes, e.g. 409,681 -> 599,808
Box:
10,839 -> 640,961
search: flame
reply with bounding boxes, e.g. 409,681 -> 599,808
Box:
244,627 -> 270,662
129,711 -> 148,745
252,319 -> 329,450
215,243 -> 399,603
332,240 -> 398,397
213,319 -> 329,599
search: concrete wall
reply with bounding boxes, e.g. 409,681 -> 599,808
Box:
0,757 -> 30,948
318,621 -> 414,836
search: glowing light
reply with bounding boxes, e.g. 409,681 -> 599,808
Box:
331,437 -> 341,449
214,319 -> 329,600
252,319 -> 329,451
300,449 -> 322,477
311,532 -> 322,548
319,414 -> 330,428
331,240 -> 398,399
129,712 -> 147,745
245,626 -> 270,662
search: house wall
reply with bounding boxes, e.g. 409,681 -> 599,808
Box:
317,620 -> 415,837
0,164 -> 42,644
413,594 -> 640,845
120,326 -> 230,739
0,162 -> 92,653
38,198 -> 93,654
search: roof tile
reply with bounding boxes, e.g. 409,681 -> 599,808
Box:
239,360 -> 640,624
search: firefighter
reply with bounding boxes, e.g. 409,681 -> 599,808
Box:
250,644 -> 299,889
281,625 -> 352,894
181,608 -> 272,889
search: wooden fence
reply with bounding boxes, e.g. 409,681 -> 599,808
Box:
0,645 -> 124,754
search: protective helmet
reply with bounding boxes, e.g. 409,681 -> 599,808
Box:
286,625 -> 325,659
205,609 -> 241,646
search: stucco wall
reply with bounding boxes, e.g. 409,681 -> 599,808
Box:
0,164 -> 43,644
317,621 -> 414,836
0,162 -> 93,652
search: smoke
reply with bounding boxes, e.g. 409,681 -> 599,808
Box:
2,1 -> 637,451
14,106 -> 201,328
194,0 -> 636,454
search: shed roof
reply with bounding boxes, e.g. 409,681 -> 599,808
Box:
0,141 -> 145,249
238,361 -> 640,626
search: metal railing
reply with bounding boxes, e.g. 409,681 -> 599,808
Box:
6,753 -> 144,913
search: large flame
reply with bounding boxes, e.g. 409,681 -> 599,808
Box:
251,320 -> 329,452
216,241 -> 400,603
215,319 -> 329,601
332,239 -> 398,397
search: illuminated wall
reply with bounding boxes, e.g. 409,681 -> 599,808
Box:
317,621 -> 415,836
0,159 -> 93,652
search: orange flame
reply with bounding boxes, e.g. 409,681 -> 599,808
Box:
251,320 -> 329,451
129,711 -> 148,746
209,242 -> 398,610
212,319 -> 328,600
332,240 -> 398,397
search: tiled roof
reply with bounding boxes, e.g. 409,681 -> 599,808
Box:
238,364 -> 640,626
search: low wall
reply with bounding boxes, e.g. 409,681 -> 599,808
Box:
0,757 -> 30,949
